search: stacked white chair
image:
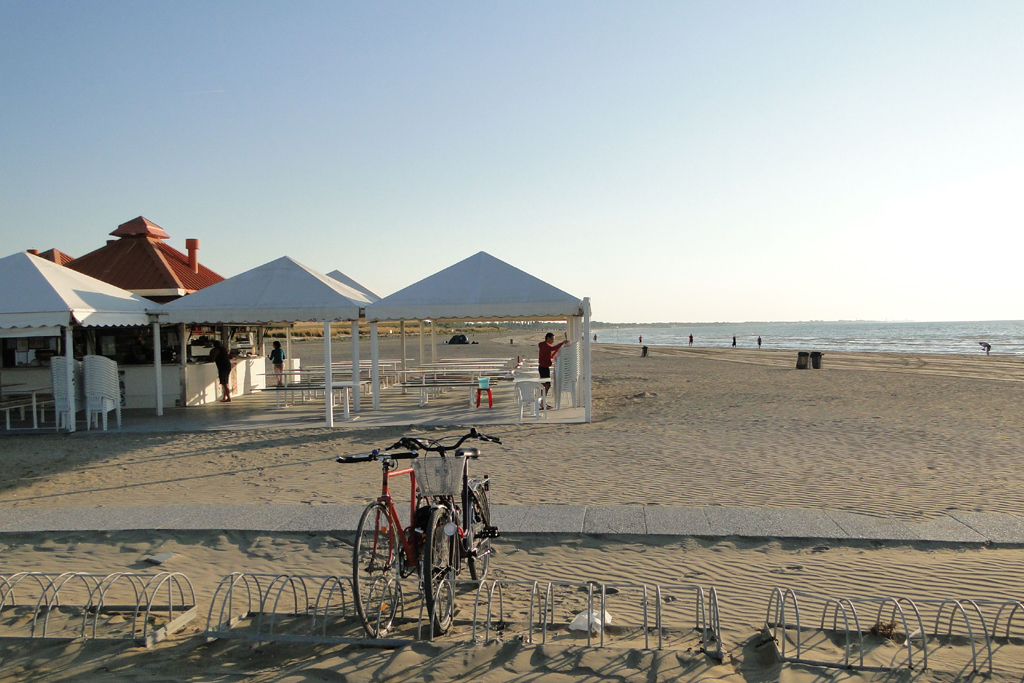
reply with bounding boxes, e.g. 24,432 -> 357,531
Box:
554,338 -> 581,409
84,355 -> 121,430
50,356 -> 84,431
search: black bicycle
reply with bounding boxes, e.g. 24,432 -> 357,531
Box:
336,428 -> 501,636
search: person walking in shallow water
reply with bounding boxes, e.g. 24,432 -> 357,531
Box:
688,334 -> 693,347
732,336 -> 737,347
757,336 -> 762,349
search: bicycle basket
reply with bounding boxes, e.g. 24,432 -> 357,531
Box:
413,456 -> 465,497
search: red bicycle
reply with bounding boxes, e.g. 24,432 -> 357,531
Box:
336,429 -> 501,637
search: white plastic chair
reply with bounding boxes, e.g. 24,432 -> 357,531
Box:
515,381 -> 546,421
84,355 -> 121,430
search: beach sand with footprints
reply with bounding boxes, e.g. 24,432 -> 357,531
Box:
3,338 -> 1024,681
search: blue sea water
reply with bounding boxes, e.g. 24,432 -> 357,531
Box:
594,321 -> 1024,356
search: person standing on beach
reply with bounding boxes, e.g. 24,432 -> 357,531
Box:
268,341 -> 286,387
757,336 -> 762,349
538,332 -> 569,407
732,336 -> 737,347
639,335 -> 643,344
688,334 -> 693,347
209,340 -> 233,402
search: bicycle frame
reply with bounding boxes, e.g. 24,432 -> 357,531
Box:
375,459 -> 421,571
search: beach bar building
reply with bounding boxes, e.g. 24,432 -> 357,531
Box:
0,251 -> 165,430
162,256 -> 373,423
366,251 -> 593,422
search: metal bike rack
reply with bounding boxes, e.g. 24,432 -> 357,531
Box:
765,587 -> 1024,674
470,578 -> 722,656
204,572 -> 406,647
0,571 -> 196,647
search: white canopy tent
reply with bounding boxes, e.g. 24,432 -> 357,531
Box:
0,251 -> 159,431
162,256 -> 372,426
326,270 -> 380,304
365,251 -> 593,421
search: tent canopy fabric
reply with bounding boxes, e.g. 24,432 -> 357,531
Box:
366,251 -> 583,322
162,256 -> 372,324
326,269 -> 380,303
0,251 -> 155,329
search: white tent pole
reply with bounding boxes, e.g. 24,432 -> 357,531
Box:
400,321 -> 407,372
285,325 -> 292,387
370,322 -> 380,411
430,320 -> 436,362
418,321 -> 424,367
65,325 -> 76,433
152,320 -> 163,416
583,298 -> 592,423
351,319 -> 360,412
324,321 -> 334,427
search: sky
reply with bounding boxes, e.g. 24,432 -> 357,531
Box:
2,2 -> 1023,323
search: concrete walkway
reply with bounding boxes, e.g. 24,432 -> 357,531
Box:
3,504 -> 1024,545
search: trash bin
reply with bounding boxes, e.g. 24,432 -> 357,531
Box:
796,352 -> 809,370
810,351 -> 823,369
641,345 -> 649,357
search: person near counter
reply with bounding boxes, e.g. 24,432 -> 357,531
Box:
268,341 -> 286,387
209,340 -> 233,402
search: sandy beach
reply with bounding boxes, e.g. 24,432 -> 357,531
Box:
4,337 -> 1024,681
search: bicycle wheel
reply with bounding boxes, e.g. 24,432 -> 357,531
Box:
352,501 -> 401,637
422,505 -> 456,634
468,489 -> 491,582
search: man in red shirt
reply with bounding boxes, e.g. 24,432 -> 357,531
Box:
538,332 -> 569,406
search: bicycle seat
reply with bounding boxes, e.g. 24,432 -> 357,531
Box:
455,447 -> 480,458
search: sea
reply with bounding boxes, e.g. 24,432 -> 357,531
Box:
593,321 -> 1024,357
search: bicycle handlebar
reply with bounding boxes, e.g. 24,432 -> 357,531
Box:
335,450 -> 417,464
335,428 -> 501,464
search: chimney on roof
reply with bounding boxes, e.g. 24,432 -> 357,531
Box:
186,239 -> 200,273
27,249 -> 39,255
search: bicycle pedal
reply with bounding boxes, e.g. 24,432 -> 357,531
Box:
479,526 -> 500,539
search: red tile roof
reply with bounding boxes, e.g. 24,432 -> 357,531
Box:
38,248 -> 75,266
67,217 -> 223,296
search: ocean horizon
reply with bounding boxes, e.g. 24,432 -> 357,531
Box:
592,320 -> 1024,356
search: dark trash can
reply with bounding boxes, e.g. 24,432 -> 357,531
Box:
810,351 -> 823,369
641,345 -> 649,357
796,352 -> 809,370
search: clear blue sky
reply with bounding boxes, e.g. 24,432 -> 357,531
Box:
3,2 -> 1022,323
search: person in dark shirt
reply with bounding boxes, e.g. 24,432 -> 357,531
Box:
268,341 -> 286,387
538,332 -> 569,407
209,340 -> 233,402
